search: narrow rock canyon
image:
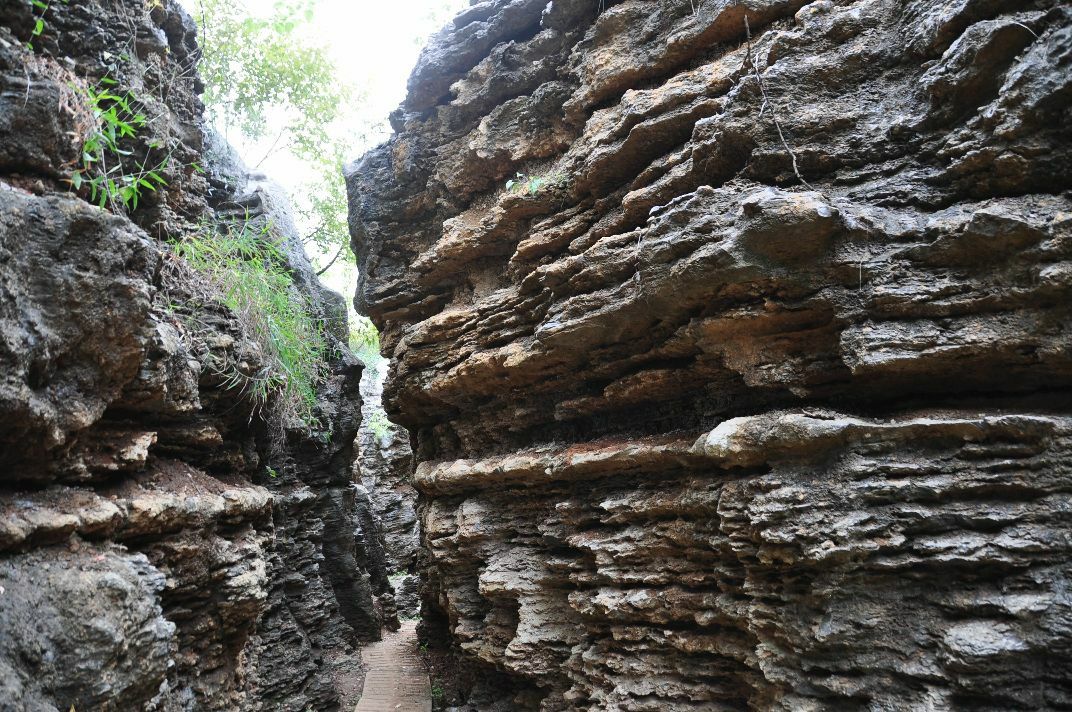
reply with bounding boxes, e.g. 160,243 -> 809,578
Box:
1,0 -> 1070,711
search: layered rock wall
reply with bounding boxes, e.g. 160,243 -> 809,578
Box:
348,0 -> 1072,709
0,2 -> 381,709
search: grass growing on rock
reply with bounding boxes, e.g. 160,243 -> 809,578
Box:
172,219 -> 327,427
70,78 -> 172,212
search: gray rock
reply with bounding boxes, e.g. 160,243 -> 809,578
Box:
0,1 -> 384,709
0,547 -> 175,712
0,190 -> 158,480
394,573 -> 421,619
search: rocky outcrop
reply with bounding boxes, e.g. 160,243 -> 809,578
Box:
0,2 -> 378,710
348,0 -> 1072,709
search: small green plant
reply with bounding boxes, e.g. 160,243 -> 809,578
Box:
266,466 -> 279,479
26,0 -> 69,50
171,219 -> 328,427
431,684 -> 445,702
367,410 -> 391,440
69,78 -> 171,211
505,171 -> 567,196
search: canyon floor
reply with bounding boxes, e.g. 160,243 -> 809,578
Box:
355,623 -> 432,712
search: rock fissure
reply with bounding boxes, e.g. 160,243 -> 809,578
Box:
0,1 -> 417,710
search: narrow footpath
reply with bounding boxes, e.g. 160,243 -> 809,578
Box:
354,621 -> 432,712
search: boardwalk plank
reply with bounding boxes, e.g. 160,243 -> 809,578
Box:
354,622 -> 432,712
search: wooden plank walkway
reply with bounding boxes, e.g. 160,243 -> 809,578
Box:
354,621 -> 432,712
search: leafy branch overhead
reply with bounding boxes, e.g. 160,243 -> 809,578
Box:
197,0 -> 345,157
195,0 -> 361,261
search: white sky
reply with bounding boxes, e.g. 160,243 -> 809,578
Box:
317,0 -> 467,145
180,0 -> 470,304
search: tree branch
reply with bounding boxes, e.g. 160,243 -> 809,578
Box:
316,240 -> 348,276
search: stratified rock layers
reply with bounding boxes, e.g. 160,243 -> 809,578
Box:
348,0 -> 1072,709
0,2 -> 379,710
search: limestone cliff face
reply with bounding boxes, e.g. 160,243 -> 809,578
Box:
348,0 -> 1072,709
0,2 -> 379,710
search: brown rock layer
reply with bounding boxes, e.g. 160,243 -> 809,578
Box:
348,0 -> 1072,709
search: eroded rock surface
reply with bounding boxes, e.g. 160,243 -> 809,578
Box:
348,0 -> 1072,709
0,2 -> 379,710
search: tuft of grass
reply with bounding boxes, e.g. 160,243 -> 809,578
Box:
68,77 -> 175,212
171,218 -> 327,428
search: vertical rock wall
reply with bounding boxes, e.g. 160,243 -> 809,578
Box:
0,2 -> 380,710
348,0 -> 1072,709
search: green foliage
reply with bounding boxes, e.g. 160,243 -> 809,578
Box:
26,0 -> 68,50
505,171 -> 567,196
367,410 -> 391,440
70,78 -> 171,211
194,0 -> 357,261
349,316 -> 393,439
301,160 -> 351,256
172,219 -> 328,426
431,684 -> 445,702
349,315 -> 381,366
196,0 -> 344,157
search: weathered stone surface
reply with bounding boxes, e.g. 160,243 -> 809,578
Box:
0,190 -> 159,477
0,2 -> 381,710
349,0 -> 1072,708
0,547 -> 174,712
